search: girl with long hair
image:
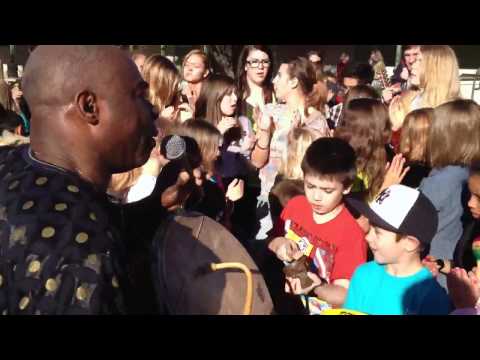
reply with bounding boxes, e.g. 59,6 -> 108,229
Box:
406,45 -> 461,111
181,49 -> 210,111
236,45 -> 274,122
334,98 -> 391,201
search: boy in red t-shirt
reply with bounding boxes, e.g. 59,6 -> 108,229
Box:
268,137 -> 367,313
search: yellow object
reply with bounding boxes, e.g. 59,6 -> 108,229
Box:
321,308 -> 367,315
285,229 -> 313,256
210,262 -> 253,315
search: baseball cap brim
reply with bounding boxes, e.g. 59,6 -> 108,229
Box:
346,196 -> 400,234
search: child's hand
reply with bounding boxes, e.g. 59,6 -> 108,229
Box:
285,272 -> 323,295
447,267 -> 480,309
268,237 -> 302,262
217,117 -> 237,135
225,178 -> 244,202
380,154 -> 410,192
422,255 -> 440,277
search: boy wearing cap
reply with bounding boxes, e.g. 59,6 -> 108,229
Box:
268,138 -> 367,313
344,185 -> 452,315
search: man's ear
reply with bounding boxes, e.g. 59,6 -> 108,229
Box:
404,235 -> 421,253
75,90 -> 99,125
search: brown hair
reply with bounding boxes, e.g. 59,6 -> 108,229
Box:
337,85 -> 380,128
335,98 -> 391,199
194,74 -> 236,127
388,90 -> 419,131
399,108 -> 433,163
429,99 -> 480,168
418,45 -> 460,108
172,118 -> 222,175
182,49 -> 210,75
236,45 -> 274,110
143,54 -> 181,114
286,57 -> 319,116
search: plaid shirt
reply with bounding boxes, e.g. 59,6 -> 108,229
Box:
328,103 -> 343,129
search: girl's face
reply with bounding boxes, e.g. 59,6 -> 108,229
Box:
410,53 -> 423,87
245,49 -> 270,86
183,54 -> 209,84
468,174 -> 480,219
272,64 -> 292,102
220,88 -> 238,117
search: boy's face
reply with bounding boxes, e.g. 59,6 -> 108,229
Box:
468,174 -> 480,219
364,222 -> 405,264
304,174 -> 350,216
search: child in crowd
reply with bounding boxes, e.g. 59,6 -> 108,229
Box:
419,99 -> 480,289
344,184 -> 451,315
399,108 -> 433,188
268,137 -> 367,314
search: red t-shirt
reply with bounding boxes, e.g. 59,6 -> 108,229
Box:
275,195 -> 367,282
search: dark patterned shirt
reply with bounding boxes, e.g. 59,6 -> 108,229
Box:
0,145 -> 126,315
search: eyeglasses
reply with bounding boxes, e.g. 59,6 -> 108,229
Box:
246,59 -> 271,68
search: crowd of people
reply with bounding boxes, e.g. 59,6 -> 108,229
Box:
0,44 -> 479,315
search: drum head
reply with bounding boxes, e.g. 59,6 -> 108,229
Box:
153,211 -> 274,315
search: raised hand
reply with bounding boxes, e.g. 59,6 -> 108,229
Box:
217,117 -> 237,135
381,154 -> 410,192
225,178 -> 244,202
447,267 -> 480,309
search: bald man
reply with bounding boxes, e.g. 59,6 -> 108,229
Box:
0,45 -> 158,314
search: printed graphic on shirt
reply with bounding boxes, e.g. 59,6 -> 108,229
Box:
284,219 -> 338,315
284,219 -> 337,281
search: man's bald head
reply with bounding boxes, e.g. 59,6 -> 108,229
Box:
22,45 -> 138,110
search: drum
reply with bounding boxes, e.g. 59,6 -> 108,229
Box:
152,211 -> 274,315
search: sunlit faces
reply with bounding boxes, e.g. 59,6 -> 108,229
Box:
220,88 -> 238,117
343,76 -> 359,89
272,63 -> 293,102
365,224 -> 406,264
245,49 -> 270,86
303,174 -> 350,216
404,47 -> 421,71
183,54 -> 209,83
468,174 -> 480,219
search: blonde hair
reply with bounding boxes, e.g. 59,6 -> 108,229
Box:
142,54 -> 181,114
108,167 -> 143,199
429,99 -> 480,168
182,49 -> 210,75
281,127 -> 321,180
389,90 -> 418,131
399,108 -> 434,163
418,45 -> 460,108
